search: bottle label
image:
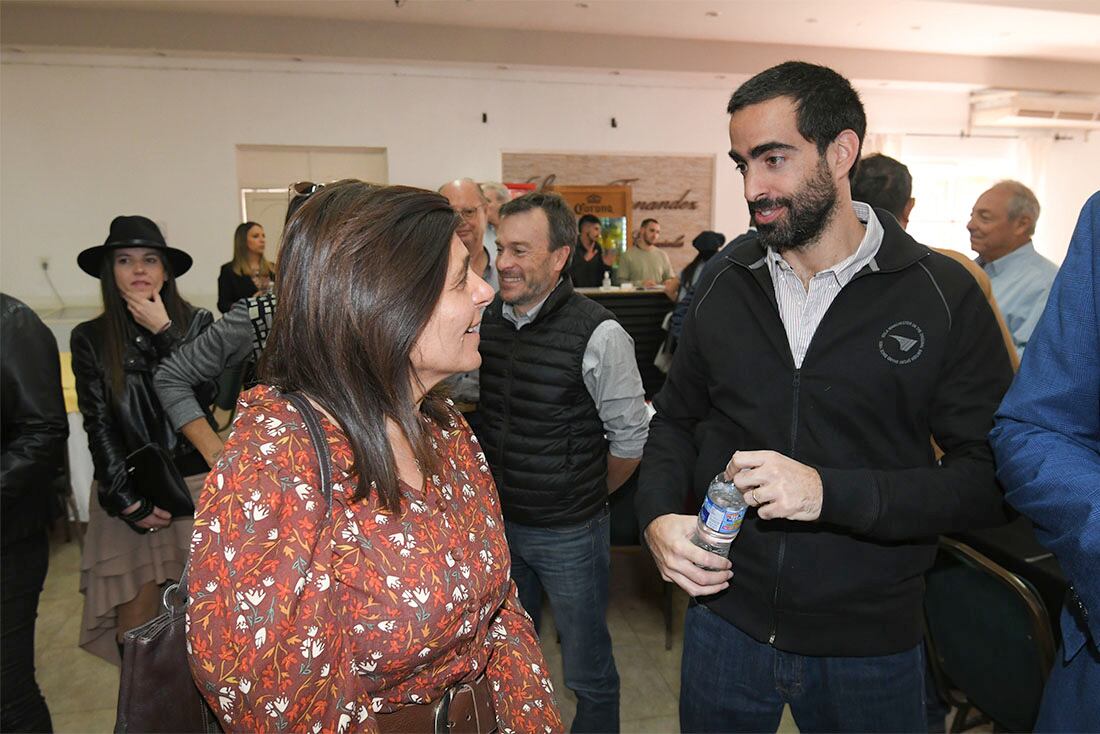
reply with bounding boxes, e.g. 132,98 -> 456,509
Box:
700,497 -> 746,534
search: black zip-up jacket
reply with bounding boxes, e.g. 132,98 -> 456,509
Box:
71,310 -> 214,517
635,212 -> 1013,656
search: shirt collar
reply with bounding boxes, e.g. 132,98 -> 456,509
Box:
765,201 -> 883,286
979,241 -> 1036,276
502,278 -> 564,328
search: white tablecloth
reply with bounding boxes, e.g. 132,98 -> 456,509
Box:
67,412 -> 94,522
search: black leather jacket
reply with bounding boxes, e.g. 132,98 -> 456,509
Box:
1,295 -> 69,543
71,309 -> 215,517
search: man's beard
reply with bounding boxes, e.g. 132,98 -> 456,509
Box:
750,160 -> 838,253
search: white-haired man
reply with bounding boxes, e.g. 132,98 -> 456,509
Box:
968,180 -> 1058,356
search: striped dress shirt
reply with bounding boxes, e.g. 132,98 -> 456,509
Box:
765,202 -> 884,367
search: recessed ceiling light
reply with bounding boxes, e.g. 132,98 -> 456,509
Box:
705,10 -> 720,17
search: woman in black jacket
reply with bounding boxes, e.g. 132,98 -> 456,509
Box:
71,215 -> 215,664
216,221 -> 274,314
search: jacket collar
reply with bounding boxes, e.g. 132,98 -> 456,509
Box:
724,206 -> 929,278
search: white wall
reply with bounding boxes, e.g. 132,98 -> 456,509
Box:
1042,136 -> 1100,264
2,53 -> 1097,313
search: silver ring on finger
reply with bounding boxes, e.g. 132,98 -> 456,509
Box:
749,489 -> 757,506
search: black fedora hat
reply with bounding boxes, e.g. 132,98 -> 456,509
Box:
77,216 -> 193,277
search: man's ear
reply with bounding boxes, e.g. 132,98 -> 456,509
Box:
1012,215 -> 1034,240
830,130 -> 861,181
554,244 -> 572,274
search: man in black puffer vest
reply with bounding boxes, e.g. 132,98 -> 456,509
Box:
478,193 -> 649,733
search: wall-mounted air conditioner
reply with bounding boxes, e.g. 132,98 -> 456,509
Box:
970,90 -> 1100,130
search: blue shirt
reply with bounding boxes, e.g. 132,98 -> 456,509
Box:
978,242 -> 1058,356
990,193 -> 1100,701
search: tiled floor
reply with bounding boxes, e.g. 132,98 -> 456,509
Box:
36,536 -> 800,733
36,534 -> 119,733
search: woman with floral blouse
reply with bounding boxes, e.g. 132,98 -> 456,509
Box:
187,182 -> 563,734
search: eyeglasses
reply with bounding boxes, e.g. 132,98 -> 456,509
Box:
289,181 -> 325,199
453,204 -> 484,221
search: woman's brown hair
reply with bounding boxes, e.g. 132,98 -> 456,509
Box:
259,183 -> 459,512
230,221 -> 276,278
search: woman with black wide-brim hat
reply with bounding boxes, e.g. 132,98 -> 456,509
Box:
70,215 -> 216,664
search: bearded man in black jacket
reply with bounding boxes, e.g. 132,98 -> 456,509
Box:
636,61 -> 1013,733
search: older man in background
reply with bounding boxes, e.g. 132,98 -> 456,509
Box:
438,178 -> 499,405
439,178 -> 499,291
968,180 -> 1057,356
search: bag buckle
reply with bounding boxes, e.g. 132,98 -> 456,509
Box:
432,685 -> 458,733
162,581 -> 186,614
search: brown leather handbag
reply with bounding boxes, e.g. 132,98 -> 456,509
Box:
114,565 -> 222,733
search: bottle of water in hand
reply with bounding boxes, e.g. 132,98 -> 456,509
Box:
693,473 -> 747,562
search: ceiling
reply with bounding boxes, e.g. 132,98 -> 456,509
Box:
16,0 -> 1100,64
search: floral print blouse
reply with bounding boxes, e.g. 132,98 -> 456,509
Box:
187,385 -> 562,733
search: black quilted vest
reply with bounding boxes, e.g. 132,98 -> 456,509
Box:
477,279 -> 614,527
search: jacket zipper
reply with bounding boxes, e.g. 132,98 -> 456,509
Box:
769,368 -> 800,645
726,243 -> 926,647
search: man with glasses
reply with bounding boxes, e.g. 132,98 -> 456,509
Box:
439,178 -> 499,291
438,179 -> 499,407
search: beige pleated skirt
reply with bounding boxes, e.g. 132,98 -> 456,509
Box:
78,473 -> 205,665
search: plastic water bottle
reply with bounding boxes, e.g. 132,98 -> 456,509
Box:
693,473 -> 747,561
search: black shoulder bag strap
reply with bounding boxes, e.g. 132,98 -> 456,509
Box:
284,391 -> 334,509
167,391 -> 332,612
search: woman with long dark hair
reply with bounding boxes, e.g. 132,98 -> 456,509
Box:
217,221 -> 275,314
70,215 -> 215,663
187,183 -> 562,733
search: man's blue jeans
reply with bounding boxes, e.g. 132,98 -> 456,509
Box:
505,508 -> 620,733
680,603 -> 926,733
